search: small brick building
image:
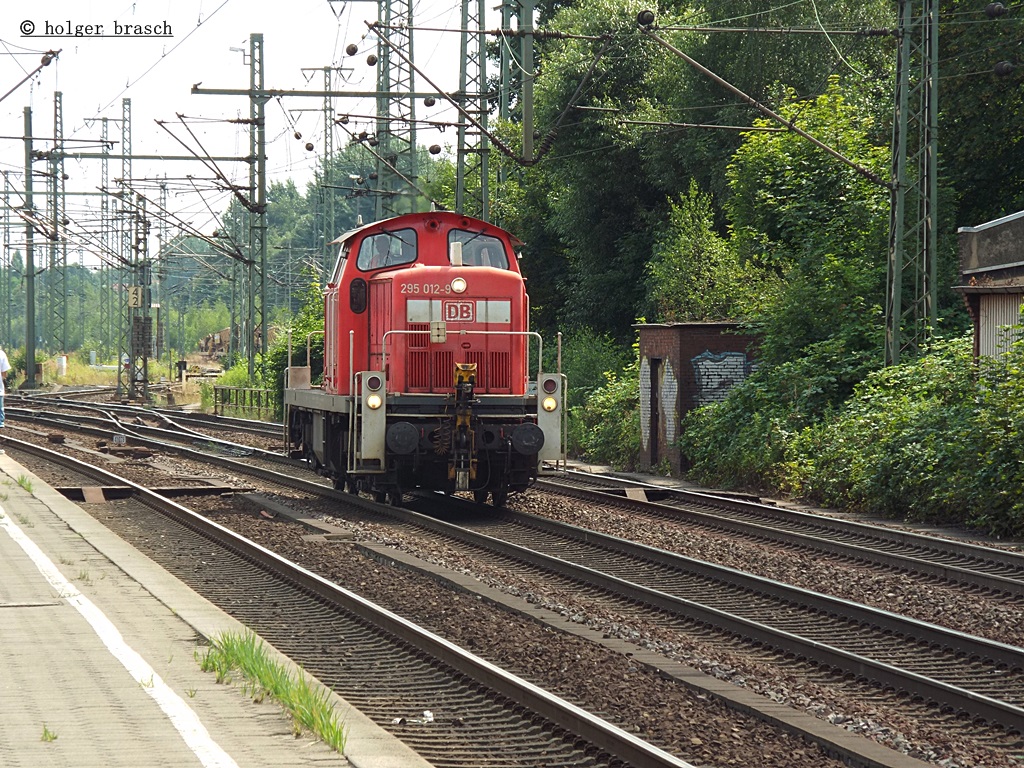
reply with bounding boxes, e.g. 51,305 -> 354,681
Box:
636,322 -> 759,474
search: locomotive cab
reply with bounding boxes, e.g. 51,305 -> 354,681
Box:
284,212 -> 566,506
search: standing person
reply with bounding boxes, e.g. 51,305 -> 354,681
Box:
0,346 -> 9,428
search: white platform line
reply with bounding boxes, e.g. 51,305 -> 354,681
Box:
0,504 -> 239,768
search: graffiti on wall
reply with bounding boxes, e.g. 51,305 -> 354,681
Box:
662,362 -> 678,445
639,357 -> 680,452
639,357 -> 650,451
690,351 -> 754,407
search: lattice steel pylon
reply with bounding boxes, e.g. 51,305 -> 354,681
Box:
128,194 -> 151,402
886,0 -> 938,365
248,32 -> 269,378
47,90 -> 68,354
116,98 -> 133,396
493,0 -> 536,228
374,0 -> 417,219
322,66 -> 336,268
455,0 -> 489,220
99,117 -> 112,360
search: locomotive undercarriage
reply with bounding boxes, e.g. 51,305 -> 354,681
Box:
286,394 -> 543,507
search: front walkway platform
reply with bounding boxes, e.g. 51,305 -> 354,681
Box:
0,450 -> 433,768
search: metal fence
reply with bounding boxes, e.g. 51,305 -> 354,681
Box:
213,386 -> 276,420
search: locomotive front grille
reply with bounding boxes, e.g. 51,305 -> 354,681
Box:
489,351 -> 511,390
434,350 -> 455,390
409,350 -> 430,389
405,348 -> 511,392
408,323 -> 430,349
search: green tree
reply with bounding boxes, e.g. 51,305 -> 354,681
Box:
679,81 -> 892,489
939,1 -> 1024,229
507,0 -> 894,344
646,180 -> 777,321
725,81 -> 890,364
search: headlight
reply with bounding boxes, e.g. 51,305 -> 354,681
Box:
451,277 -> 467,294
542,396 -> 558,412
366,393 -> 383,410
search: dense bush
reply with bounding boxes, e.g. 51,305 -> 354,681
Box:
568,353 -> 641,471
555,326 -> 631,411
786,336 -> 974,513
784,334 -> 1024,538
679,329 -> 881,491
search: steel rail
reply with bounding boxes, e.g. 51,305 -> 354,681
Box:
539,474 -> 1024,596
1,434 -> 693,768
12,411 -> 1024,734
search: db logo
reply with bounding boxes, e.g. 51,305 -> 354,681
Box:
443,300 -> 475,322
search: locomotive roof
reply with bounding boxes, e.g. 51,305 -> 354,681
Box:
329,211 -> 523,248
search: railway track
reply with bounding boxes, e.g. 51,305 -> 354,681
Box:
540,471 -> 1024,597
6,407 -> 1023,764
3,435 -> 689,768
401,494 -> 1024,737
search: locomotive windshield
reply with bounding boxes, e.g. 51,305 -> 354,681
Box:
448,230 -> 509,269
357,229 -> 417,271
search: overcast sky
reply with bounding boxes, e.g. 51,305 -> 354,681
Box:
0,0 -> 468,256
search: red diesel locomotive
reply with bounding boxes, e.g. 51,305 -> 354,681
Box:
283,211 -> 566,505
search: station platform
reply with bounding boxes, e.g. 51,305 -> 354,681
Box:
0,450 -> 434,768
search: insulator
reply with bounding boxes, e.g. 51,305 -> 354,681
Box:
637,9 -> 655,26
346,43 -> 358,56
338,115 -> 350,124
366,54 -> 377,66
358,130 -> 368,140
305,142 -> 315,151
293,131 -> 302,140
994,60 -> 1015,76
424,97 -> 436,107
369,172 -> 378,180
986,3 -> 1008,18
367,137 -> 379,147
429,144 -> 441,155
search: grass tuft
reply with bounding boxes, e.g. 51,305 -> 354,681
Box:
41,724 -> 57,742
197,630 -> 346,752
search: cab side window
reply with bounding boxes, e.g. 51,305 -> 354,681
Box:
448,231 -> 509,269
329,244 -> 350,284
357,229 -> 417,271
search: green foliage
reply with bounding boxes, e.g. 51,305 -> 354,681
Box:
680,330 -> 879,490
939,1 -> 1024,228
199,381 -> 214,412
569,346 -> 641,470
208,274 -> 323,391
647,181 -> 779,321
783,333 -> 1024,538
786,336 -> 973,510
262,276 -> 326,417
199,631 -> 346,752
676,79 -> 890,490
555,326 -> 630,410
5,346 -> 25,389
502,0 -> 895,344
726,80 -> 889,272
